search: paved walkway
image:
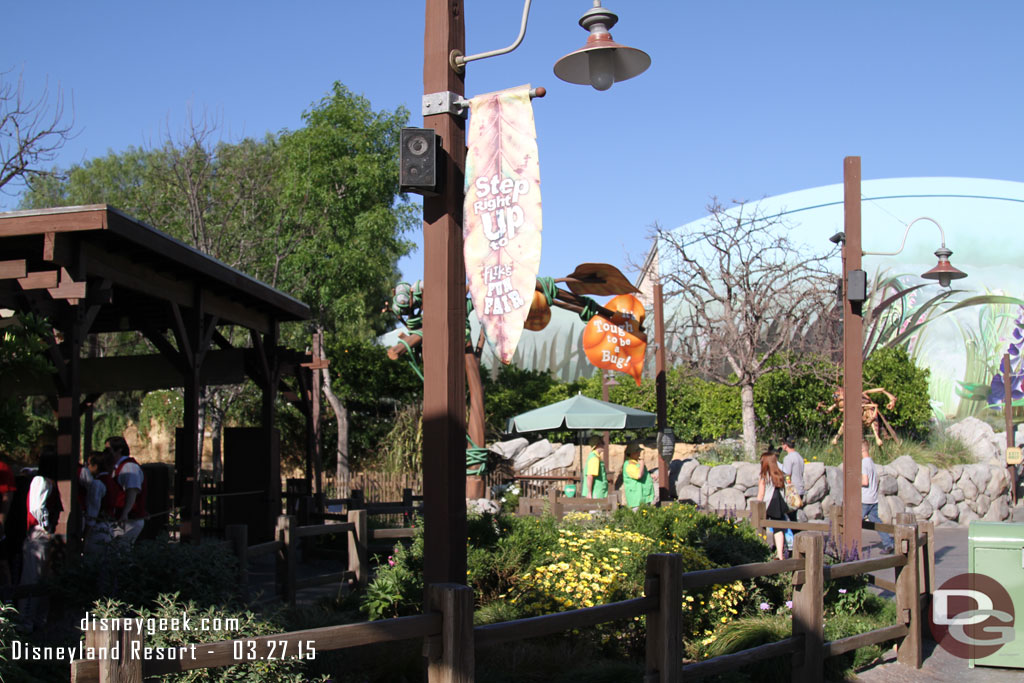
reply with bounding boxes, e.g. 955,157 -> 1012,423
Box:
852,508 -> 1024,682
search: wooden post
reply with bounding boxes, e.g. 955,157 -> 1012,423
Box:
841,156 -> 865,557
425,583 -> 475,683
749,499 -> 765,537
791,531 -> 824,682
226,523 -> 249,601
827,504 -> 843,556
97,624 -> 143,683
645,554 -> 682,683
421,0 -> 468,587
894,521 -> 922,668
403,488 -> 414,525
348,508 -> 368,588
276,515 -> 298,606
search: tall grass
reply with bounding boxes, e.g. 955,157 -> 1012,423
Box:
793,427 -> 972,468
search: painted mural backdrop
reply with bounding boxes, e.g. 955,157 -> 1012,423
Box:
464,84 -> 542,364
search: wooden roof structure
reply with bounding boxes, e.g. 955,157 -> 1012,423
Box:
0,204 -> 316,543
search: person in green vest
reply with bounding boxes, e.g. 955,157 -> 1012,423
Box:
581,435 -> 608,499
622,440 -> 654,510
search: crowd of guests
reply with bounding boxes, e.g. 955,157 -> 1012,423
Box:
0,434 -> 146,632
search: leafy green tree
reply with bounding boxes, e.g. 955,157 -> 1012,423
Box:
862,346 -> 931,438
753,357 -> 837,444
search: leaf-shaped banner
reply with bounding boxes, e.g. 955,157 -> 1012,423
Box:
464,85 -> 542,364
563,263 -> 640,296
581,294 -> 647,386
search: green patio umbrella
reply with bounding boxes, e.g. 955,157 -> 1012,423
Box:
505,393 -> 656,434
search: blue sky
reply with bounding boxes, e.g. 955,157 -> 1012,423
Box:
4,1 -> 1023,286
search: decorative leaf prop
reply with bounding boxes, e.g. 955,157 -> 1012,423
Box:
563,263 -> 640,296
464,85 -> 542,364
582,294 -> 647,386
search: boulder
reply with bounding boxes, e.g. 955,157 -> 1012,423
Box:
945,493 -> 956,506
984,496 -> 1010,521
912,500 -> 934,521
896,476 -> 924,506
825,467 -> 844,501
891,455 -> 919,482
491,437 -> 529,460
513,439 -> 553,471
691,464 -> 710,487
820,494 -> 835,514
709,487 -> 746,511
959,506 -> 980,524
985,466 -> 1007,498
884,494 -> 906,517
951,464 -> 965,482
735,462 -> 760,489
677,485 -> 703,506
673,458 -> 699,491
803,502 -> 823,520
912,466 -> 932,494
468,498 -> 501,514
877,496 -> 893,524
926,485 -> 946,511
879,474 -> 898,496
959,476 -> 978,500
966,464 -> 991,492
974,494 -> 992,516
804,462 -> 826,488
804,475 -> 828,506
947,417 -> 1002,463
531,443 -> 576,472
932,469 -> 954,493
707,465 -> 737,490
744,486 -> 759,498
940,503 -> 959,520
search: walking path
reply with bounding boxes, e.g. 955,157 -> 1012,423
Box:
852,507 -> 1024,682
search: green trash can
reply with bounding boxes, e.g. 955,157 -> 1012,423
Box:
563,483 -> 577,498
967,521 -> 1024,669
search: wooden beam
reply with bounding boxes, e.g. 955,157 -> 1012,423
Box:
0,260 -> 27,279
17,271 -> 59,290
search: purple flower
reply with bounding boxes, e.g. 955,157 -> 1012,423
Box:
759,602 -> 770,611
838,589 -> 847,594
785,600 -> 793,610
988,370 -> 1024,406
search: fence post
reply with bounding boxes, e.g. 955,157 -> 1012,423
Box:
894,520 -> 922,668
276,515 -> 298,606
225,523 -> 249,602
70,626 -> 98,682
425,583 -> 475,683
749,499 -> 765,536
97,623 -> 143,682
645,554 -> 682,683
403,488 -> 413,525
348,508 -> 368,588
607,491 -> 618,512
791,531 -> 824,683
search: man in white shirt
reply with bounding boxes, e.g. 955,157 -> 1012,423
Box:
19,453 -> 62,632
779,437 -> 805,551
861,442 -> 894,553
106,437 -> 146,545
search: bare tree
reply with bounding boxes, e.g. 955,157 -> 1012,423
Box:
655,200 -> 838,458
0,68 -> 75,198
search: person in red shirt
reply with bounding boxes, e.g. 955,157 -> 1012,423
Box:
105,436 -> 146,545
0,454 -> 16,586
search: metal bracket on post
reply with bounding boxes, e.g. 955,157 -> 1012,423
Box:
423,91 -> 469,117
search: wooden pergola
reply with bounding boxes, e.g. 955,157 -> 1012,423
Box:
0,205 -> 314,544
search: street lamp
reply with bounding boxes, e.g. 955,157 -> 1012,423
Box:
838,159 -> 967,555
553,1 -> 652,91
422,0 -> 650,586
863,216 -> 968,288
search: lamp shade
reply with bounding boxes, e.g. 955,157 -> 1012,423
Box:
553,3 -> 651,90
920,247 -> 967,288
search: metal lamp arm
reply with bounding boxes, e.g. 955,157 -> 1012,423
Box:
863,216 -> 948,256
450,0 -> 533,72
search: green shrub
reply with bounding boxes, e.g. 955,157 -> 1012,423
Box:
53,538 -> 240,611
753,360 -> 837,444
89,594 -> 327,682
863,346 -> 932,438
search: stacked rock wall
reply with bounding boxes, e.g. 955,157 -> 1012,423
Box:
671,454 -> 1012,525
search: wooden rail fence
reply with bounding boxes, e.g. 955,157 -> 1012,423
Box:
70,520 -> 928,682
518,488 -> 618,519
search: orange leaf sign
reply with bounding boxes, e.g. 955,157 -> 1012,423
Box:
464,85 -> 542,364
582,294 -> 647,386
